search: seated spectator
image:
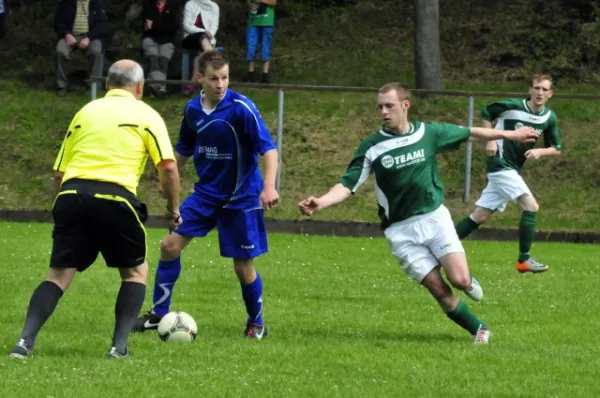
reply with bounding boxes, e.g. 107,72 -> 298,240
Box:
245,0 -> 277,84
181,0 -> 219,95
54,0 -> 108,96
142,0 -> 181,97
0,0 -> 5,39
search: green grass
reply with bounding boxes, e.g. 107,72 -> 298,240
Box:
1,222 -> 599,397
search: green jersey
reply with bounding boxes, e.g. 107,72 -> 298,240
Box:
482,98 -> 562,173
339,122 -> 471,229
248,2 -> 275,26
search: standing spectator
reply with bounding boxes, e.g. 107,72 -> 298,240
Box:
54,0 -> 108,96
0,0 -> 5,39
181,0 -> 219,95
245,0 -> 277,84
142,0 -> 181,97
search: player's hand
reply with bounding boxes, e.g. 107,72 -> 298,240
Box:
65,34 -> 77,47
165,207 -> 182,233
260,185 -> 279,210
525,149 -> 542,161
485,140 -> 498,156
79,37 -> 90,50
506,126 -> 538,143
298,196 -> 323,216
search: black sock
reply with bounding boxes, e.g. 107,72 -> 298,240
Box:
112,281 -> 146,354
20,281 -> 64,347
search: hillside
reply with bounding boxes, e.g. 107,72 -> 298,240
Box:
1,0 -> 600,232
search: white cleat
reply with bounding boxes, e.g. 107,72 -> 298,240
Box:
465,277 -> 483,301
473,326 -> 491,344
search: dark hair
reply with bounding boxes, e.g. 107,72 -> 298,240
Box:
196,50 -> 230,75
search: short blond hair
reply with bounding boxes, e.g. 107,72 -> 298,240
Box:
379,82 -> 412,101
531,74 -> 553,89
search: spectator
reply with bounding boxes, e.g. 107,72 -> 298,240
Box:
0,0 -> 5,39
142,0 -> 181,97
181,0 -> 219,95
245,0 -> 277,84
54,0 -> 108,96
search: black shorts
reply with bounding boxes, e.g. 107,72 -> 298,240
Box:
182,32 -> 211,51
50,179 -> 149,271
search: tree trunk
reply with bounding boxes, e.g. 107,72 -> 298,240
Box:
413,0 -> 443,91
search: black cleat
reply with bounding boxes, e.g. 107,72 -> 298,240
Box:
9,339 -> 33,359
244,323 -> 268,340
131,310 -> 162,333
106,347 -> 131,359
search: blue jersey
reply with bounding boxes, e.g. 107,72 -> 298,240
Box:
176,89 -> 276,210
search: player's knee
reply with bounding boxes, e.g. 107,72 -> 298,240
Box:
449,274 -> 471,291
160,236 -> 183,258
471,210 -> 489,224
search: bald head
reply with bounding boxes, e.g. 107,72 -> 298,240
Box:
105,59 -> 145,99
106,59 -> 144,90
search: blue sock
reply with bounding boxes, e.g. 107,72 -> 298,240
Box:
241,272 -> 264,325
152,257 -> 181,317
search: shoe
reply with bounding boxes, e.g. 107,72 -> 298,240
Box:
131,310 -> 162,333
244,323 -> 268,340
155,86 -> 167,98
261,73 -> 270,84
9,339 -> 33,359
516,257 -> 549,273
473,325 -> 491,344
182,84 -> 195,96
106,347 -> 131,359
465,277 -> 483,301
56,87 -> 67,97
243,72 -> 256,83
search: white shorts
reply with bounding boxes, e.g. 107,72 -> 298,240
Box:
475,169 -> 532,212
384,205 -> 464,283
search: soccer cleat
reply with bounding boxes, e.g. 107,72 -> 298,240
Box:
516,257 -> 550,273
106,347 -> 131,359
131,310 -> 162,333
473,326 -> 491,344
244,323 -> 268,340
465,277 -> 483,301
9,339 -> 33,359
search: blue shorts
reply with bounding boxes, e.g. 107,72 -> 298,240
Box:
175,193 -> 268,259
246,25 -> 274,62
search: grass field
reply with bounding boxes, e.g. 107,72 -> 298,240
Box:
0,222 -> 599,397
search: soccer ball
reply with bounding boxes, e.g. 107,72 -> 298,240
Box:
157,311 -> 198,342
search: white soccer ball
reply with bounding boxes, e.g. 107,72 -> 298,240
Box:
157,311 -> 198,342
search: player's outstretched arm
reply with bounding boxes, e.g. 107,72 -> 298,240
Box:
298,183 -> 352,216
469,126 -> 537,143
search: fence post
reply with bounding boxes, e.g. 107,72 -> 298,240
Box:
463,96 -> 474,203
91,81 -> 97,101
276,89 -> 284,192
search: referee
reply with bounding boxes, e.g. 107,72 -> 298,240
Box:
9,59 -> 181,359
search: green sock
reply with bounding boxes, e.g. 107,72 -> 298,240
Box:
446,300 -> 488,335
455,216 -> 480,239
518,211 -> 537,262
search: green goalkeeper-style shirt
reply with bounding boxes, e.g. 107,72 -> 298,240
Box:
248,1 -> 275,27
482,98 -> 562,173
339,122 -> 471,229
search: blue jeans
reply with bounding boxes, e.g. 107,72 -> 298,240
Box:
246,25 -> 274,62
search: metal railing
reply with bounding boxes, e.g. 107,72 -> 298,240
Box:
88,77 -> 599,203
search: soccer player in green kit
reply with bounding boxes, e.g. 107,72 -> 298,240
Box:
455,74 -> 562,273
298,82 -> 537,343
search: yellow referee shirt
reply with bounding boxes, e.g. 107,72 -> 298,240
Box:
53,89 -> 175,195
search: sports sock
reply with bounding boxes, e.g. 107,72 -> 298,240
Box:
19,280 -> 64,347
446,300 -> 488,335
455,215 -> 480,239
518,211 -> 537,262
241,272 -> 264,325
112,281 -> 146,354
152,257 -> 181,317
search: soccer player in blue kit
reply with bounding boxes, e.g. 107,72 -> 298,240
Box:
133,50 -> 279,339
